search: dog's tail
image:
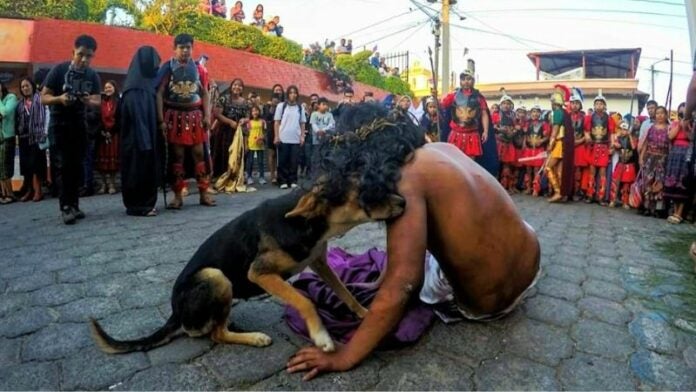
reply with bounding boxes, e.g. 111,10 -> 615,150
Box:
89,314 -> 180,354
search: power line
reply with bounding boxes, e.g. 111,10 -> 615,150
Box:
450,23 -> 565,49
383,21 -> 429,53
465,8 -> 684,18
348,20 -> 422,41
331,9 -> 418,41
355,19 -> 432,48
468,14 -> 686,31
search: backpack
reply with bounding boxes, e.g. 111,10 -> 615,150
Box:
279,102 -> 304,130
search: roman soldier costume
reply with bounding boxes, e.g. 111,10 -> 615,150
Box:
546,84 -> 575,202
569,87 -> 589,199
584,89 -> 615,203
609,122 -> 637,208
161,57 -> 210,196
495,91 -> 517,191
441,70 -> 487,158
522,103 -> 549,195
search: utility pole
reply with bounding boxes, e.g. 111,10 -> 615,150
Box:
651,64 -> 656,99
433,17 -> 441,91
441,0 -> 451,93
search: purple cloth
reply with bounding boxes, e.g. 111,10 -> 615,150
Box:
283,247 -> 434,347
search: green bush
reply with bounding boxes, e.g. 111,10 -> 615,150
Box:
335,50 -> 413,96
173,12 -> 303,63
257,36 -> 303,64
383,76 -> 413,97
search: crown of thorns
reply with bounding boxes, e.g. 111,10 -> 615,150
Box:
327,116 -> 398,147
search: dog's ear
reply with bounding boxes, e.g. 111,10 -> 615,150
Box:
286,193 -> 322,219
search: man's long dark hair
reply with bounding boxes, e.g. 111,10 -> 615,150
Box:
313,102 -> 426,208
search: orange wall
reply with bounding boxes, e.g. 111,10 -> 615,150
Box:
0,19 -> 33,62
0,17 -> 388,102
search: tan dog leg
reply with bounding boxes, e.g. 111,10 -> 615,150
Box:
211,324 -> 272,347
249,271 -> 335,352
310,257 -> 368,318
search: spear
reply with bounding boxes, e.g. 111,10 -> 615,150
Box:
427,46 -> 441,137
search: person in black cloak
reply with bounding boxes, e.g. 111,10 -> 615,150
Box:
119,46 -> 163,216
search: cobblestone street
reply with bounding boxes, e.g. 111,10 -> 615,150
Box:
1,187 -> 695,390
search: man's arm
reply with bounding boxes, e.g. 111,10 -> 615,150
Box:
40,87 -> 69,107
481,109 -> 490,143
287,176 -> 428,380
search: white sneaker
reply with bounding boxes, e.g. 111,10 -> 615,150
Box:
259,178 -> 267,185
246,178 -> 255,185
280,184 -> 289,189
290,183 -> 298,189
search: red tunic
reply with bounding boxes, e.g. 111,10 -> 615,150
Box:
614,162 -> 636,183
161,61 -> 209,146
522,121 -> 549,167
441,89 -> 488,158
583,113 -> 615,168
96,96 -> 119,172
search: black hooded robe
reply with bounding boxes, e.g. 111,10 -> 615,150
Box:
119,46 -> 164,216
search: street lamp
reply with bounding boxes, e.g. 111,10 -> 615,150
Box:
650,57 -> 669,99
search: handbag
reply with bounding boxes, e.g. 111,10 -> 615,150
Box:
629,168 -> 643,208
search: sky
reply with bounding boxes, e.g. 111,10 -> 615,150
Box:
128,0 -> 693,107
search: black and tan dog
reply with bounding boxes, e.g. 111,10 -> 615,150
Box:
90,187 -> 405,353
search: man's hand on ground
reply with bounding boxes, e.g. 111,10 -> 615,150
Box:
287,346 -> 352,381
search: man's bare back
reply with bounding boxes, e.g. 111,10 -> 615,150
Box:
287,105 -> 540,380
396,142 -> 540,316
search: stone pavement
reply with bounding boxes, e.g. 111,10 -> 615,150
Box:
1,186 -> 695,390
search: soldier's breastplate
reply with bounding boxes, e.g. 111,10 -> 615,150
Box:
618,137 -> 633,162
572,116 -> 584,138
498,112 -> 515,142
452,90 -> 480,129
166,61 -> 202,107
527,122 -> 544,147
591,114 -> 609,143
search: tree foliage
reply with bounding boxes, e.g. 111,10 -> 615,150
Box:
334,50 -> 413,96
0,0 -> 138,24
173,11 -> 303,63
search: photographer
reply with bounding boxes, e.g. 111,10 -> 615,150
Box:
41,35 -> 101,225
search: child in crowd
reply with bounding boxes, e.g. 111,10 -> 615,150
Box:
609,121 -> 637,208
231,1 -> 245,22
522,105 -> 549,196
245,105 -> 266,185
251,3 -> 265,28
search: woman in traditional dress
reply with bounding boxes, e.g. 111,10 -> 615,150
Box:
0,81 -> 18,204
16,77 -> 47,202
119,46 -> 163,216
211,78 -> 249,178
664,103 -> 692,223
639,106 -> 670,217
96,80 -> 120,194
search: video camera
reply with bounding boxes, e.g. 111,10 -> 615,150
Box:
62,67 -> 93,101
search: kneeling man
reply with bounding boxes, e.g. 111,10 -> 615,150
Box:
288,103 -> 540,380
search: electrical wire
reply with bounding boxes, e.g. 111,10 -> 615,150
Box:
355,18 -> 432,48
464,8 -> 684,18
383,21 -> 430,53
331,9 -> 418,41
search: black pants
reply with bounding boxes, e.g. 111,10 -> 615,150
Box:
277,143 -> 300,186
50,121 -> 86,210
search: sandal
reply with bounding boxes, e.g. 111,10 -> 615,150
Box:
667,215 -> 683,224
0,197 -> 14,205
166,198 -> 183,210
145,208 -> 158,217
199,195 -> 217,207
